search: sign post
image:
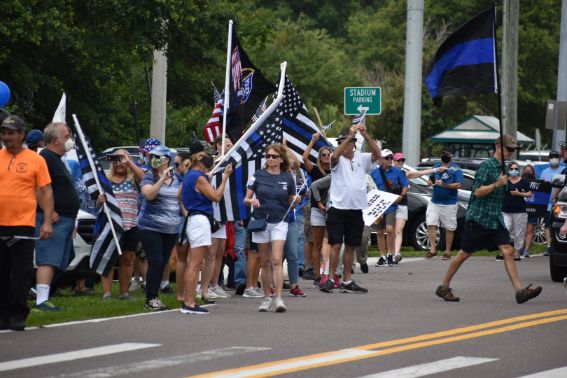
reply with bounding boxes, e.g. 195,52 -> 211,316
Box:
344,87 -> 382,116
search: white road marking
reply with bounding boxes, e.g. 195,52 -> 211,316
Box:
48,347 -> 271,378
357,356 -> 498,378
0,343 -> 160,373
207,349 -> 376,378
517,366 -> 567,378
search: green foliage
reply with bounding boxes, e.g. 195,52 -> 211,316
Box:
0,0 -> 561,152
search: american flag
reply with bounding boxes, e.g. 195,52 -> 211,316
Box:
204,95 -> 223,144
231,46 -> 242,94
212,75 -> 331,221
71,120 -> 124,276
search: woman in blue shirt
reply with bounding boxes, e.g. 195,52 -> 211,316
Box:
180,152 -> 233,314
137,145 -> 181,311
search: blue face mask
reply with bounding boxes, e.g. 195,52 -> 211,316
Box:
509,170 -> 519,177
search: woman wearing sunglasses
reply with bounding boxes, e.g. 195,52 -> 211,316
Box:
499,161 -> 532,261
244,144 -> 297,312
97,149 -> 144,300
302,133 -> 332,287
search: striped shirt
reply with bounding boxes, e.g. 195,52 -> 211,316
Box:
137,172 -> 181,234
466,157 -> 506,229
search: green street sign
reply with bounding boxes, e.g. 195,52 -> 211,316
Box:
344,87 -> 382,116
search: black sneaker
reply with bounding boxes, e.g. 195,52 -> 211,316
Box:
340,281 -> 368,293
9,319 -> 25,331
160,285 -> 174,294
386,254 -> 394,266
360,263 -> 369,273
180,303 -> 209,314
320,278 -> 334,293
282,281 -> 292,290
235,282 -> 246,296
298,267 -> 304,277
515,284 -> 542,304
376,256 -> 386,267
303,268 -> 315,281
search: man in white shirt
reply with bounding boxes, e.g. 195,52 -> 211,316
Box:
321,124 -> 380,293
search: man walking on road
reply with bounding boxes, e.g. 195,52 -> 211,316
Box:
0,116 -> 53,331
436,135 -> 542,304
320,123 -> 380,293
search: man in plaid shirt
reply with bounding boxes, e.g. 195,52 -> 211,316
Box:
435,135 -> 542,304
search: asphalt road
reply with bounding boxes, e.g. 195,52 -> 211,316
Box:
1,255 -> 566,378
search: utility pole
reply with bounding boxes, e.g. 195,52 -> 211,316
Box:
150,48 -> 167,143
501,0 -> 519,140
402,0 -> 424,166
552,0 -> 567,149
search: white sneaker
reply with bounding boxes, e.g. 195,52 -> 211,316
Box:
128,279 -> 140,293
274,297 -> 287,313
258,297 -> 273,312
212,285 -> 231,298
243,288 -> 264,298
254,287 -> 265,297
145,298 -> 167,311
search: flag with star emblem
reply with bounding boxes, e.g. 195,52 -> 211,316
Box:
71,116 -> 124,276
212,74 -> 331,221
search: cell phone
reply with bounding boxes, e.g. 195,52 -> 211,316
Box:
100,154 -> 122,162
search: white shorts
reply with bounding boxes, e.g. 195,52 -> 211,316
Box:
426,202 -> 458,231
396,205 -> 408,220
186,214 -> 212,248
211,223 -> 227,239
252,221 -> 289,244
310,207 -> 326,227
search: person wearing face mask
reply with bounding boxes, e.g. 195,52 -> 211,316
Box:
425,151 -> 463,261
34,122 -> 81,312
137,145 -> 181,311
499,162 -> 532,262
539,150 -> 564,255
181,151 -> 233,314
520,164 -> 537,258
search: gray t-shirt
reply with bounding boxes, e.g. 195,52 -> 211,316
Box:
247,169 -> 296,223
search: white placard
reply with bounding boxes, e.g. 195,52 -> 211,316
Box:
363,189 -> 400,226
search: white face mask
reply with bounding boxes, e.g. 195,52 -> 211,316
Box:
550,158 -> 560,167
64,138 -> 75,152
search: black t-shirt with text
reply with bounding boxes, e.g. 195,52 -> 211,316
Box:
39,149 -> 81,218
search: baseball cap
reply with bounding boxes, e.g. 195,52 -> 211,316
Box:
381,149 -> 393,158
549,150 -> 560,158
393,152 -> 404,161
139,137 -> 161,154
441,151 -> 454,157
26,129 -> 44,145
495,135 -> 519,149
190,139 -> 205,155
148,145 -> 171,157
1,115 -> 25,132
336,127 -> 350,142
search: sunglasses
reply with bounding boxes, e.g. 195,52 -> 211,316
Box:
174,162 -> 180,168
509,167 -> 519,171
395,159 -> 405,163
504,147 -> 517,153
383,156 -> 394,160
321,153 -> 330,157
266,154 -> 280,160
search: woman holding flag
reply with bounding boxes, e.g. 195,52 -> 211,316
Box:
244,144 -> 297,313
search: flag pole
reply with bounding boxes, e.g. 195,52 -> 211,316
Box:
492,2 -> 505,174
221,20 -> 233,159
211,61 -> 288,175
72,114 -> 122,256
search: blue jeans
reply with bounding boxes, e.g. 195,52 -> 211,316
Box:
233,221 -> 247,286
295,214 -> 305,270
35,212 -> 75,270
139,230 -> 177,302
283,218 -> 301,284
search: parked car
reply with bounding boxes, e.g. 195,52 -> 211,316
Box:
549,188 -> 567,281
370,168 -> 470,251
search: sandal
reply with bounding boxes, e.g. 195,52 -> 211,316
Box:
442,253 -> 451,260
425,251 -> 437,259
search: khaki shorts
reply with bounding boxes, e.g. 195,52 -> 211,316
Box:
426,202 -> 458,231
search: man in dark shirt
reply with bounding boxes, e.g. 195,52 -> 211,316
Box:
34,122 -> 80,311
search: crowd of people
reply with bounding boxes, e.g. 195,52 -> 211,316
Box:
0,113 -> 547,331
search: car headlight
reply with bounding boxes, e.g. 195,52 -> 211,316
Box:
553,201 -> 567,219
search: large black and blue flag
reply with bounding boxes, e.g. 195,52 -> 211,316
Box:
72,119 -> 124,276
212,75 -> 331,222
425,7 -> 497,106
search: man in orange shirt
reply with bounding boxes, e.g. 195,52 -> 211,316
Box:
0,115 -> 53,331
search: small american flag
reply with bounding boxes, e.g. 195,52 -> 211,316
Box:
204,96 -> 223,144
321,120 -> 336,132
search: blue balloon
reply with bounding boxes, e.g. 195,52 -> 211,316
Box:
0,81 -> 10,108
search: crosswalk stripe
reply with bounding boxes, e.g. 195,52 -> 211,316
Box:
47,347 -> 271,378
0,343 -> 160,372
517,366 -> 567,378
356,356 -> 497,378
